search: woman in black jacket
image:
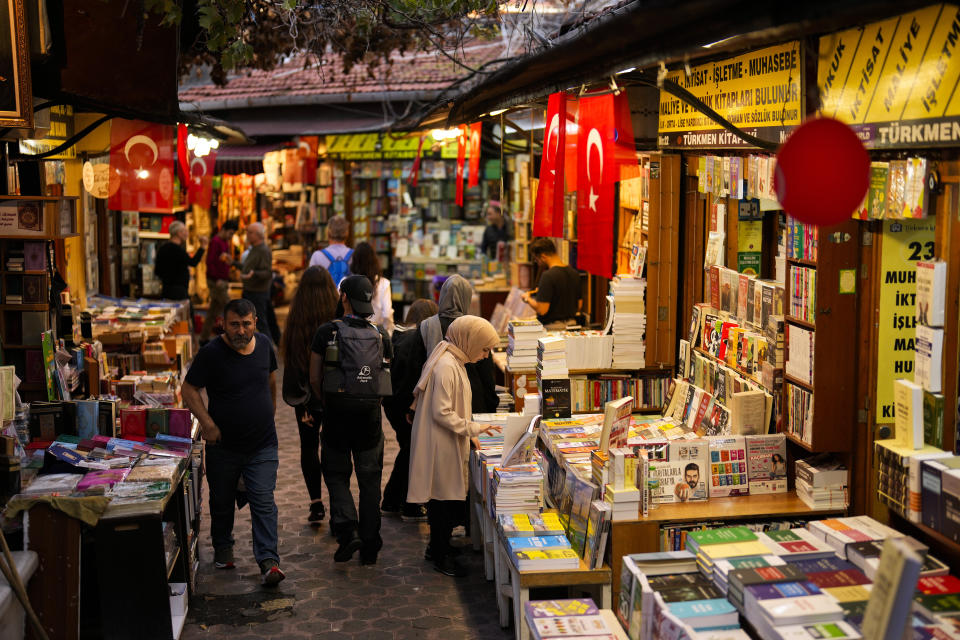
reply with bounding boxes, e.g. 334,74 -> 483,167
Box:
281,266 -> 339,525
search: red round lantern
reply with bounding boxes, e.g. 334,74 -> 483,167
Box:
773,117 -> 870,226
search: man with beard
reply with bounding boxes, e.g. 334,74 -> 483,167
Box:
181,298 -> 284,586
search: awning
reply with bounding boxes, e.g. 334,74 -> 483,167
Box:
215,142 -> 286,175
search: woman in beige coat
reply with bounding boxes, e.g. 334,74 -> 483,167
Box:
407,315 -> 499,577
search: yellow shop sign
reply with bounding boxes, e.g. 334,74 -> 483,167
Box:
818,3 -> 960,148
658,41 -> 803,149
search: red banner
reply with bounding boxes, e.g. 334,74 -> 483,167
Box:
564,98 -> 579,192
455,124 -> 467,206
176,123 -> 189,186
108,119 -> 175,211
407,134 -> 426,187
187,150 -> 216,208
534,92 -> 568,237
576,94 -> 617,278
297,135 -> 319,184
468,122 -> 482,188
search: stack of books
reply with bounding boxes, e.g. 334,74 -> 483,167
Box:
610,275 -> 646,369
741,581 -> 845,637
512,545 -> 580,571
537,335 -> 569,380
523,599 -> 612,640
795,454 -> 849,510
755,528 -> 837,562
497,512 -> 565,538
491,462 -> 544,516
805,516 -> 904,559
507,320 -> 545,369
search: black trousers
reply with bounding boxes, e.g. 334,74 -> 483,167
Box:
295,405 -> 324,502
382,409 -> 412,509
322,432 -> 384,549
427,499 -> 466,561
242,290 -> 271,338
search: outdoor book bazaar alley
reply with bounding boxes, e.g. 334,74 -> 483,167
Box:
7,2 -> 960,640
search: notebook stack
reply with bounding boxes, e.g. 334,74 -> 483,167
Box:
610,275 -> 646,368
795,454 -> 849,510
507,320 -> 545,369
497,512 -> 565,537
492,462 -> 544,516
804,516 -> 904,559
742,581 -> 845,638
756,528 -> 838,561
537,335 -> 569,382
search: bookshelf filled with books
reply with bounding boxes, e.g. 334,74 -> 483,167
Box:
0,239 -> 53,397
782,217 -> 860,452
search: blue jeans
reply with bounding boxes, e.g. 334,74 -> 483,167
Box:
322,433 -> 384,549
206,444 -> 279,565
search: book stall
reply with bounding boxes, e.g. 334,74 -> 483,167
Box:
0,293 -> 205,639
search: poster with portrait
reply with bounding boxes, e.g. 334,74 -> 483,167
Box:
0,0 -> 32,129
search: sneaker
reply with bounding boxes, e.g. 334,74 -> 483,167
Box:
259,559 -> 285,587
214,546 -> 235,570
334,532 -> 363,563
308,502 -> 325,525
433,554 -> 469,577
401,504 -> 428,522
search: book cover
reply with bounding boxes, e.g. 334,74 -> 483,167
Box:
167,408 -> 192,438
745,434 -> 787,494
529,614 -> 609,637
600,396 -> 634,452
707,436 -> 748,497
649,440 -> 708,504
915,325 -> 944,393
120,407 -> 147,438
583,500 -> 611,569
916,260 -> 946,327
567,474 -> 599,557
23,241 -> 46,271
524,598 -> 599,619
75,400 -> 100,441
759,528 -> 836,560
145,408 -> 168,437
505,535 -> 572,553
894,378 -> 924,449
541,378 -> 572,419
917,575 -> 960,595
861,538 -> 924,640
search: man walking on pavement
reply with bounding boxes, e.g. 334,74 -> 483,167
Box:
309,275 -> 392,565
201,219 -> 238,345
181,298 -> 285,586
240,222 -> 276,341
154,220 -> 207,301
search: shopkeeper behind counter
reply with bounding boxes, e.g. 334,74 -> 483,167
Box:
521,237 -> 582,330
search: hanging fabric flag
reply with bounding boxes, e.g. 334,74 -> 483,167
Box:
176,123 -> 190,186
534,92 -> 568,238
297,136 -> 319,184
407,134 -> 427,187
455,124 -> 467,206
187,149 -> 217,208
108,118 -> 175,211
564,97 -> 580,192
576,93 -> 617,278
468,122 -> 482,188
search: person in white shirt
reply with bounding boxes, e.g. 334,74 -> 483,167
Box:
309,215 -> 352,285
350,241 -> 394,334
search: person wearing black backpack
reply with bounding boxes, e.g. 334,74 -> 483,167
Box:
309,275 -> 392,565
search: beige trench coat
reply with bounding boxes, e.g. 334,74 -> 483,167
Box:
407,350 -> 485,504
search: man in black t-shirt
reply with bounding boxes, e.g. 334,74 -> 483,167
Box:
309,276 -> 392,565
182,298 -> 285,587
521,237 -> 583,329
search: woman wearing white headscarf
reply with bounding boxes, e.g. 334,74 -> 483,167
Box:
407,315 -> 499,577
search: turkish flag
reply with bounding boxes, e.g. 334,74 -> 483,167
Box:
455,124 -> 467,206
467,122 -> 482,188
109,119 -> 175,211
576,93 -> 618,278
564,97 -> 579,192
187,149 -> 216,208
407,134 -> 427,187
297,136 -> 319,184
176,124 -> 189,185
534,92 -> 568,238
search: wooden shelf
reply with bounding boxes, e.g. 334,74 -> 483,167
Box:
619,490 -> 843,524
0,303 -> 48,310
783,373 -> 813,390
785,315 -> 816,330
786,256 -> 818,267
784,431 -> 816,452
0,344 -> 42,350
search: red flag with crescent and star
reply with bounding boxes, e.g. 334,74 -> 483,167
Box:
576,92 -> 636,278
187,148 -> 217,208
534,92 -> 568,238
467,122 -> 482,188
108,118 -> 175,211
297,136 -> 319,184
455,124 -> 467,206
407,134 -> 427,187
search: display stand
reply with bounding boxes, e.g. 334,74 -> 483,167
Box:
607,493 -> 846,600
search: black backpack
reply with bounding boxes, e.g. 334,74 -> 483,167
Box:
321,319 -> 392,398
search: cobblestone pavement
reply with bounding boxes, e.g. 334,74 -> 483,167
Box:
182,370 -> 514,639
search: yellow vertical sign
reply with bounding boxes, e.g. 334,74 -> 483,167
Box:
875,218 -> 936,422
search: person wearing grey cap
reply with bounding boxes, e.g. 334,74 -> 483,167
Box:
309,275 -> 393,565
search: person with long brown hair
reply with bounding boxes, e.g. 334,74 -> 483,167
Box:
350,241 -> 394,334
281,266 -> 339,525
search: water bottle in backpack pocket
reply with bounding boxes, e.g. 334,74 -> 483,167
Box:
322,248 -> 353,286
322,319 -> 391,398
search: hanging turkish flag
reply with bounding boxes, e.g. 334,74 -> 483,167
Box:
455,124 -> 467,206
108,119 -> 175,211
564,97 -> 579,192
407,134 -> 426,187
534,92 -> 567,237
576,93 -> 618,278
297,136 -> 319,184
176,124 -> 189,185
467,122 -> 482,188
187,149 -> 217,208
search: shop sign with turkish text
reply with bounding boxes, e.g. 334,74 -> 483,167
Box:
818,3 -> 960,148
658,42 -> 803,149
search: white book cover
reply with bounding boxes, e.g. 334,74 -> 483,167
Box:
772,620 -> 861,639
893,379 -> 924,450
915,325 -> 944,393
916,260 -> 946,328
756,595 -> 843,626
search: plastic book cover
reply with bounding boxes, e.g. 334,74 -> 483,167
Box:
649,440 -> 708,504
